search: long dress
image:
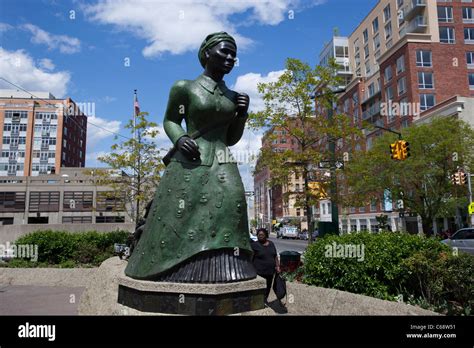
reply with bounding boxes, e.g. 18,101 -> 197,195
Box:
125,74 -> 256,282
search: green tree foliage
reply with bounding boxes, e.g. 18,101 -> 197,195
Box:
92,112 -> 164,224
249,58 -> 361,236
343,117 -> 474,235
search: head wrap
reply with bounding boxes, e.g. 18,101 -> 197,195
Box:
198,32 -> 236,68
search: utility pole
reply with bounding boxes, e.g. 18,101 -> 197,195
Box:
467,171 -> 473,227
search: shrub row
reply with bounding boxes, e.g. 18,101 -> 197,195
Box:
1,230 -> 130,268
301,232 -> 473,315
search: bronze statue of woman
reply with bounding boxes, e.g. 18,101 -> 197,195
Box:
125,32 -> 257,283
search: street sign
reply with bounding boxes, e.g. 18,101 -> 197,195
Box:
469,202 -> 474,215
318,161 -> 331,169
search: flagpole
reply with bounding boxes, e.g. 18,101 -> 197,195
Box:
133,89 -> 140,227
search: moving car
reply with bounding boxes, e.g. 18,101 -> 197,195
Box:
441,228 -> 474,255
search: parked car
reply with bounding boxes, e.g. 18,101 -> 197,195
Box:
441,228 -> 474,255
298,230 -> 308,240
278,226 -> 299,239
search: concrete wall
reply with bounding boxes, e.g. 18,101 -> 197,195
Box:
0,223 -> 134,244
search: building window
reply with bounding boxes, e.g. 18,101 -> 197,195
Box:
96,191 -> 125,212
420,94 -> 436,111
96,216 -> 125,223
0,192 -> 26,212
370,200 -> 377,212
396,55 -> 405,74
354,38 -> 360,52
63,191 -> 94,211
363,29 -> 369,44
438,6 -> 453,22
439,27 -> 455,44
465,28 -> 474,43
364,45 -> 369,59
28,191 -> 60,212
62,216 -> 93,224
463,7 -> 474,23
359,206 -> 366,213
372,17 -> 379,33
365,61 -> 371,75
373,34 -> 381,50
385,23 -> 392,40
469,73 -> 474,89
467,52 -> 474,68
418,72 -> 434,89
383,4 -> 391,22
384,65 -> 393,83
386,85 -> 394,101
397,77 -> 407,95
416,50 -> 432,67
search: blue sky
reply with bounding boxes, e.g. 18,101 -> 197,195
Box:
0,0 -> 378,189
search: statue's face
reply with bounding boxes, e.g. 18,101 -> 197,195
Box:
206,41 -> 237,75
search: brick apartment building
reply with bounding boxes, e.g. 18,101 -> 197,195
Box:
0,89 -> 87,176
318,0 -> 474,233
254,123 -> 331,231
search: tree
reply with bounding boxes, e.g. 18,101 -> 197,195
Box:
343,117 -> 474,235
249,58 -> 361,243
93,112 -> 164,225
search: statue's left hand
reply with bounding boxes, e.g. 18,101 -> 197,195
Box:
236,93 -> 249,117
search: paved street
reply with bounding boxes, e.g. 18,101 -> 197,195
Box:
269,234 -> 309,254
0,285 -> 84,315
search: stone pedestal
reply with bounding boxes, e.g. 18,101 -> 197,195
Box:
117,273 -> 267,315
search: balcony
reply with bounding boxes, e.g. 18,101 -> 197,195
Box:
362,103 -> 381,120
361,88 -> 381,105
407,15 -> 427,34
404,0 -> 426,22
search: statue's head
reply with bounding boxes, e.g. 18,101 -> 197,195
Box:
199,32 -> 237,75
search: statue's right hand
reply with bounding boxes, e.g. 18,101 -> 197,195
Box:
177,136 -> 201,161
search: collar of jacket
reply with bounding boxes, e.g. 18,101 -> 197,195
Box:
198,74 -> 228,96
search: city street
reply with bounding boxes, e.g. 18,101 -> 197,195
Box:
269,234 -> 309,254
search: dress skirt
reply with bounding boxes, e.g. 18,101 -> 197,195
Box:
125,157 -> 256,283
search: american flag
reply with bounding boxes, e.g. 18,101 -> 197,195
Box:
134,89 -> 140,116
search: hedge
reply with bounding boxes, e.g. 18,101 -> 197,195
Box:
1,230 -> 130,268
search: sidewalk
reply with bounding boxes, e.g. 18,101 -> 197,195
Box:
0,260 -> 438,316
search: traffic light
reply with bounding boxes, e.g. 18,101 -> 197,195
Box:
451,170 -> 467,186
399,140 -> 410,160
460,172 -> 467,185
451,172 -> 459,185
390,142 -> 400,160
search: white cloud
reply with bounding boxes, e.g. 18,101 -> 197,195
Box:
87,116 -> 121,150
22,23 -> 81,54
83,0 -> 323,58
230,127 -> 263,191
0,22 -> 13,33
85,151 -> 110,168
38,58 -> 55,71
233,70 -> 285,112
0,47 -> 70,97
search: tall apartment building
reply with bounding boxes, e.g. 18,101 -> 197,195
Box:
319,0 -> 474,233
0,89 -> 87,176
